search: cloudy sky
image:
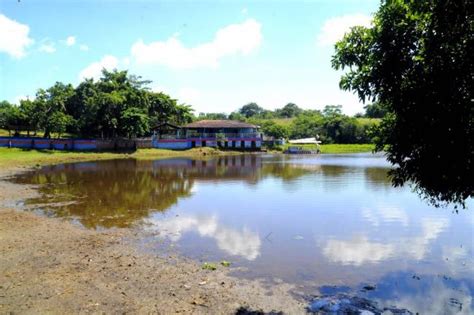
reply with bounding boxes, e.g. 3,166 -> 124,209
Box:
0,0 -> 378,115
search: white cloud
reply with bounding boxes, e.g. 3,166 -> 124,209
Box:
79,44 -> 89,51
121,57 -> 130,66
322,216 -> 450,266
323,236 -> 395,266
403,217 -> 449,260
146,214 -> 261,260
317,13 -> 372,47
131,19 -> 262,69
362,205 -> 409,227
78,55 -> 119,81
0,14 -> 34,58
38,42 -> 56,53
66,36 -> 76,46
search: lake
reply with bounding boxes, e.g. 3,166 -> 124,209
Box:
12,153 -> 474,314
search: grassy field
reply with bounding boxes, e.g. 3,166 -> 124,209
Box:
0,147 -> 232,169
275,143 -> 375,154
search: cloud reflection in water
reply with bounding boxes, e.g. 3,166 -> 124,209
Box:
322,214 -> 450,266
146,214 -> 261,260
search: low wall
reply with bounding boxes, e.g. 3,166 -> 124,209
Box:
0,137 -> 152,151
152,138 -> 262,150
152,139 -> 192,150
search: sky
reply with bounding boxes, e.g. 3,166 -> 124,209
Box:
0,0 -> 379,115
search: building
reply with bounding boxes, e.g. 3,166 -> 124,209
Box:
152,120 -> 262,150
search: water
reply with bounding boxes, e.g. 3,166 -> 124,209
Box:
11,154 -> 474,314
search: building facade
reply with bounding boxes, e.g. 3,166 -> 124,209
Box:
152,120 -> 262,150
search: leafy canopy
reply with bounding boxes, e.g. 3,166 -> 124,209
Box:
0,69 -> 194,139
332,0 -> 473,206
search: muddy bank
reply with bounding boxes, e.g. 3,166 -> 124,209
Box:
0,169 -> 305,314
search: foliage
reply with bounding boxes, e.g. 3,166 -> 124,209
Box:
238,102 -> 264,118
261,121 -> 290,139
275,103 -> 302,118
120,108 -> 149,138
332,0 -> 473,205
48,111 -> 74,138
363,102 -> 387,118
197,112 -> 228,120
0,69 -> 381,145
290,111 -> 325,140
0,69 -> 193,139
228,111 -> 245,121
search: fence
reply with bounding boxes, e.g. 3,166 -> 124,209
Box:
0,137 -> 153,151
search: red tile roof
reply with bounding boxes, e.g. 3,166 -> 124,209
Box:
183,120 -> 257,129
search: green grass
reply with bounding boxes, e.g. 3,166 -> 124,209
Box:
274,143 -> 375,154
0,147 -> 238,170
319,144 -> 375,154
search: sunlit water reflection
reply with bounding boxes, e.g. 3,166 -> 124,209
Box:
12,154 -> 474,314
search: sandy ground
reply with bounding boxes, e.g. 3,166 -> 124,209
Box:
0,168 -> 307,314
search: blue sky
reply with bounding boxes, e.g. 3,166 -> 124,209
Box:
0,0 -> 378,115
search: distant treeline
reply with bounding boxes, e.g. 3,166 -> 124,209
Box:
1,69 -> 383,143
197,102 -> 384,144
0,70 -> 193,139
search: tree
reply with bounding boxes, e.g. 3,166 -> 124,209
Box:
33,83 -> 75,138
67,78 -> 99,136
120,107 -> 149,138
0,69 -> 199,140
239,102 -> 264,118
332,0 -> 473,206
0,101 -> 13,131
277,103 -> 302,118
172,104 -> 194,125
148,92 -> 179,126
228,112 -> 245,121
322,105 -> 343,118
290,112 -> 325,140
197,112 -> 228,120
260,121 -> 289,139
18,99 -> 40,135
48,111 -> 74,138
364,102 -> 387,118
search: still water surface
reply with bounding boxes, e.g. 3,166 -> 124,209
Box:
12,154 -> 474,314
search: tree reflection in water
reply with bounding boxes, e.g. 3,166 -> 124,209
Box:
12,155 -> 392,229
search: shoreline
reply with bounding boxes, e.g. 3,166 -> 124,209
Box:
0,144 -> 376,168
0,165 -> 306,314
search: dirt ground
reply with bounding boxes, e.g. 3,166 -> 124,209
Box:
0,168 -> 306,314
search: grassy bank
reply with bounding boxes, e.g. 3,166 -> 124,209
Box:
274,143 -> 375,154
319,144 -> 375,154
0,147 -> 234,170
